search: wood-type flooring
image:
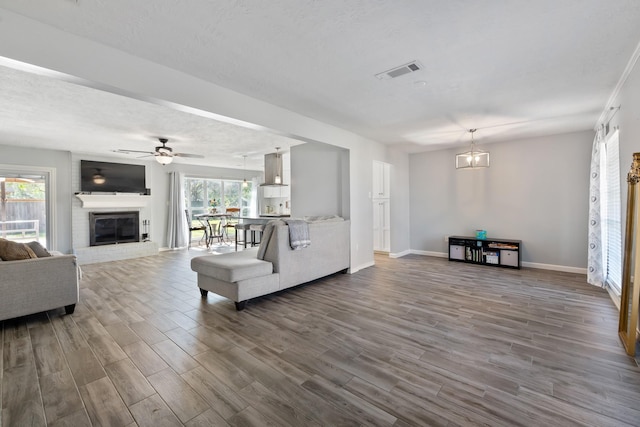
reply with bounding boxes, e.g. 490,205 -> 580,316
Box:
2,251 -> 640,426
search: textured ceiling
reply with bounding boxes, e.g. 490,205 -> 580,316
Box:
0,64 -> 300,170
1,0 -> 640,161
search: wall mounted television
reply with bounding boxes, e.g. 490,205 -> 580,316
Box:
80,160 -> 146,193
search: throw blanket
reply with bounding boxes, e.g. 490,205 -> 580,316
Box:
284,219 -> 311,250
256,219 -> 311,259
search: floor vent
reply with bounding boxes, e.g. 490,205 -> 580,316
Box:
375,61 -> 423,80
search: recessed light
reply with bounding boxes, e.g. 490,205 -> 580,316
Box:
414,81 -> 428,87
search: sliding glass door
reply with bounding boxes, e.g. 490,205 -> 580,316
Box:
0,167 -> 52,248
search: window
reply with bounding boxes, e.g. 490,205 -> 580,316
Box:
601,130 -> 622,293
184,177 -> 254,218
0,166 -> 53,248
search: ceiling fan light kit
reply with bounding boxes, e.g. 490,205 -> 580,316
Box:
456,129 -> 490,170
155,154 -> 173,165
92,169 -> 106,184
116,137 -> 204,165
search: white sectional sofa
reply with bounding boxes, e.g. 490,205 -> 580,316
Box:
191,218 -> 350,310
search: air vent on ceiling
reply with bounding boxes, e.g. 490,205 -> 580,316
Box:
375,61 -> 423,80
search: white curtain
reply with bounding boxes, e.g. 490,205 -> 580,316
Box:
167,171 -> 187,249
587,127 -> 605,287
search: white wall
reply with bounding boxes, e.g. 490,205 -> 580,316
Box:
290,142 -> 349,218
608,51 -> 640,237
409,130 -> 593,270
0,143 -> 73,253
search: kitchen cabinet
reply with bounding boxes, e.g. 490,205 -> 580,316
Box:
262,186 -> 283,198
261,185 -> 290,215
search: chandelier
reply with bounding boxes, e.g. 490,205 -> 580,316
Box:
455,129 -> 490,169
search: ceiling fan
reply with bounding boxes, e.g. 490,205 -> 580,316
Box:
115,138 -> 204,165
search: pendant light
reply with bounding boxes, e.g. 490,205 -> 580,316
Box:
456,129 -> 490,169
274,147 -> 282,184
242,155 -> 248,188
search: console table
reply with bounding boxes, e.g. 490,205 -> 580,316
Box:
448,236 -> 521,269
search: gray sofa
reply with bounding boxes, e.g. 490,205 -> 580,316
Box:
191,218 -> 350,310
0,254 -> 79,322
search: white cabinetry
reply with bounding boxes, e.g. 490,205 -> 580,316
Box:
372,161 -> 391,252
372,161 -> 390,199
261,185 -> 290,214
262,186 -> 289,198
373,199 -> 390,252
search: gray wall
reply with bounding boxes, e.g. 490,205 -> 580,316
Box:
409,130 -> 593,269
0,143 -> 73,253
290,142 -> 350,218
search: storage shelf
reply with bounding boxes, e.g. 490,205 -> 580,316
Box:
448,235 -> 521,269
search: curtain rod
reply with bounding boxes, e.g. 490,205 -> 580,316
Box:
595,105 -> 621,130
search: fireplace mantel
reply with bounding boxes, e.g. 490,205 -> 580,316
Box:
75,193 -> 150,209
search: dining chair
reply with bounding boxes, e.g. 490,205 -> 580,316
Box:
222,208 -> 241,242
185,209 -> 208,249
207,218 -> 224,246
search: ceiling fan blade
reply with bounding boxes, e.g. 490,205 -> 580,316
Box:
114,149 -> 155,155
174,153 -> 205,158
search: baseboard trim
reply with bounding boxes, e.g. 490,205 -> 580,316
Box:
389,249 -> 412,258
410,250 -> 448,258
351,260 -> 375,274
606,285 -> 621,310
521,262 -> 587,275
407,250 -> 586,274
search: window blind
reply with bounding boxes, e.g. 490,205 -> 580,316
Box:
604,131 -> 622,293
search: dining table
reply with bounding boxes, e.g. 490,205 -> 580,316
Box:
194,214 -> 291,250
194,213 -> 232,246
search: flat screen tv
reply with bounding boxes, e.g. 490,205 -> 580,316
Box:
81,160 -> 146,193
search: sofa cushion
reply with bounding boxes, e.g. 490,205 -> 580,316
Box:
0,238 -> 37,261
26,241 -> 52,257
191,249 -> 273,283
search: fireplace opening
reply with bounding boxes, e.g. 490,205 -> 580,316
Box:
89,211 -> 139,246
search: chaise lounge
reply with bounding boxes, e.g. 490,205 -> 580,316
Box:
191,217 -> 350,310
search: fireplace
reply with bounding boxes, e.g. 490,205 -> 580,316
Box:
89,211 -> 139,246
